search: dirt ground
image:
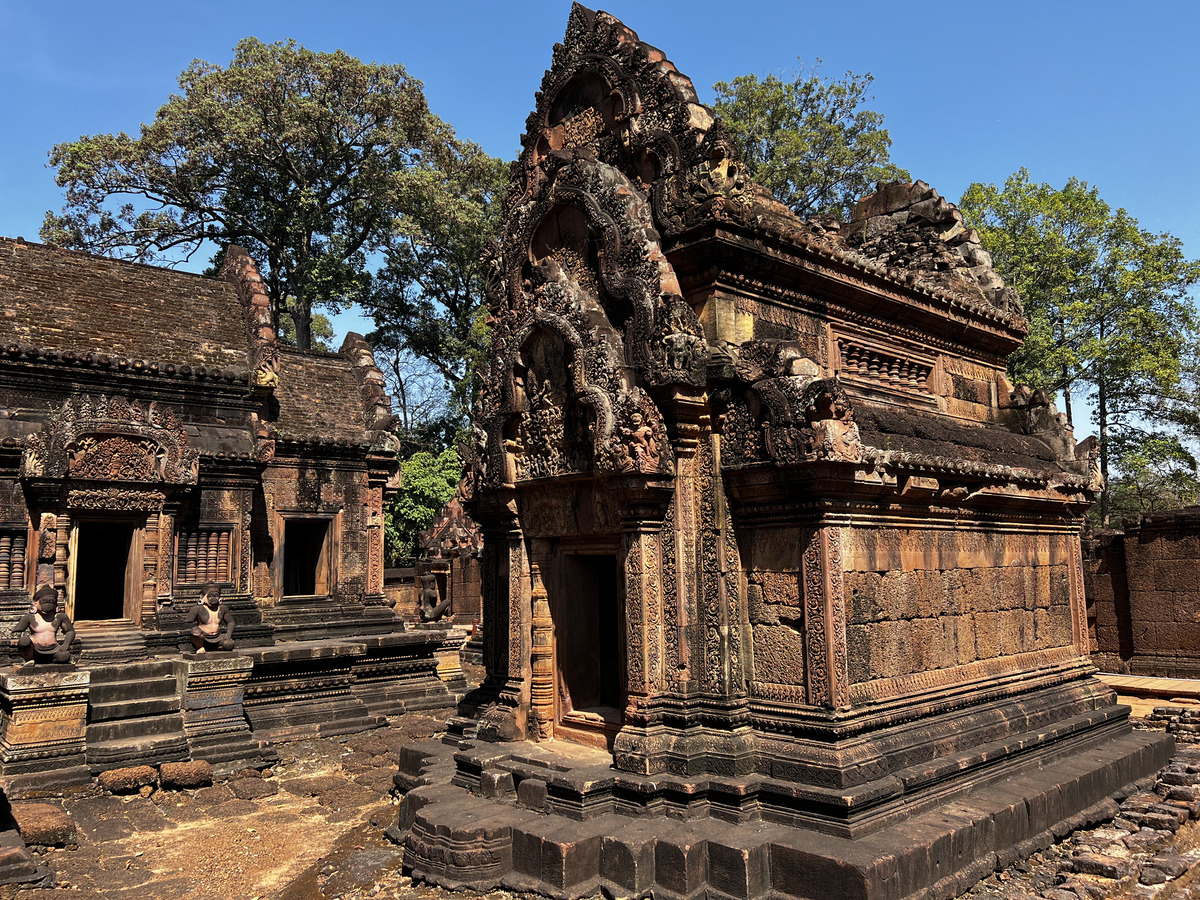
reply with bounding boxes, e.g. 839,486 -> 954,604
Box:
6,707 -> 519,900
8,691 -> 1200,900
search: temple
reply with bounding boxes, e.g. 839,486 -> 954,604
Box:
0,237 -> 450,785
391,7 -> 1172,899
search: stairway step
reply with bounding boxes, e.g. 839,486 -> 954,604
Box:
89,678 -> 180,704
86,733 -> 189,771
89,695 -> 181,721
86,713 -> 184,745
88,661 -> 177,682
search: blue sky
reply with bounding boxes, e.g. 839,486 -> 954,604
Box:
2,0 -> 1198,434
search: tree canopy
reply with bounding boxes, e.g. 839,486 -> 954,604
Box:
385,448 -> 461,563
713,63 -> 909,220
960,169 -> 1200,524
41,37 -> 494,351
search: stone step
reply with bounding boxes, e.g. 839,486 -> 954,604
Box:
89,676 -> 180,705
88,694 -> 181,722
88,660 -> 177,683
85,732 -> 189,772
86,713 -> 184,746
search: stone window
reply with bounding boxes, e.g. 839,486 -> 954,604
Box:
0,528 -> 28,591
176,527 -> 233,584
282,518 -> 332,597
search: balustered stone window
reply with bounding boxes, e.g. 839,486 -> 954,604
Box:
0,529 -> 28,591
176,527 -> 233,584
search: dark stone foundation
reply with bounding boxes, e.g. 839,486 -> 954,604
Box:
393,725 -> 1171,900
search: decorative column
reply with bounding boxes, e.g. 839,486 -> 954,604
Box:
157,512 -> 175,605
800,526 -> 851,710
142,511 -> 159,626
1067,531 -> 1091,656
53,512 -> 70,595
528,552 -> 554,741
365,486 -> 386,604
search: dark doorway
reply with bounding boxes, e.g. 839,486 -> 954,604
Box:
555,553 -> 623,716
283,519 -> 331,596
74,520 -> 135,620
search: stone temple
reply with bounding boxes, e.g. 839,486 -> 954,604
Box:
390,6 -> 1172,899
0,237 -> 452,798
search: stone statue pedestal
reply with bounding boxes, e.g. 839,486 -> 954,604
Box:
412,624 -> 469,696
0,667 -> 91,795
177,653 -> 273,773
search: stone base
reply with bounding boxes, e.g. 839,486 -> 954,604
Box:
242,641 -> 382,741
350,633 -> 455,718
179,654 -> 276,773
392,727 -> 1172,900
0,828 -> 49,888
0,667 -> 90,790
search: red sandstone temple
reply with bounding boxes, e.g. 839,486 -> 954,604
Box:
0,237 -> 450,787
391,7 -> 1172,900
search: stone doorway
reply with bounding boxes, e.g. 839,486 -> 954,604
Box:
70,518 -> 141,622
552,551 -> 624,747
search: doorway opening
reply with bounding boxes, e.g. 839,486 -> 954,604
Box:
283,518 -> 331,596
554,552 -> 623,745
73,520 -> 137,620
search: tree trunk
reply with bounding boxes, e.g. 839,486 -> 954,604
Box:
1098,379 -> 1110,527
1063,380 -> 1073,427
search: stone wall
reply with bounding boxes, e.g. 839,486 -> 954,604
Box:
1085,510 -> 1200,677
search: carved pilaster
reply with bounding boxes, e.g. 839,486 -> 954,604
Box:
142,511 -> 159,626
157,512 -> 174,603
618,481 -> 672,724
366,485 -> 385,600
1067,531 -> 1090,657
800,526 -> 850,709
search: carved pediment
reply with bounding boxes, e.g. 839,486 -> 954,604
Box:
20,394 -> 199,485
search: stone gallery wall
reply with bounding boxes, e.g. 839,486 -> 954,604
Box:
1086,510 -> 1200,677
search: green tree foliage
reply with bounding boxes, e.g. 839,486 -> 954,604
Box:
1105,433 -> 1200,523
960,169 -> 1200,524
712,63 -> 909,220
41,38 -> 463,351
385,448 -> 461,564
362,147 -> 509,434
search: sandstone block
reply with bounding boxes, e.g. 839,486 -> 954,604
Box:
229,777 -> 278,800
99,765 -> 158,794
10,803 -> 75,847
159,761 -> 213,790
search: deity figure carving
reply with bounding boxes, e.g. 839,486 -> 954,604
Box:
14,585 -> 74,665
418,572 -> 451,623
185,581 -> 235,652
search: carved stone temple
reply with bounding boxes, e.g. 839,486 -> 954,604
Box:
0,237 -> 452,788
391,7 -> 1172,900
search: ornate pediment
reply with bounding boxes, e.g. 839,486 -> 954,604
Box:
20,394 -> 199,485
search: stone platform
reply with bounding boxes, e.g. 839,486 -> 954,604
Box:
391,726 -> 1172,900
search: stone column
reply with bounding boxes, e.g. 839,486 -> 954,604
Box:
53,512 -> 70,596
365,485 -> 386,603
1067,531 -> 1090,656
141,511 -> 159,626
800,526 -> 851,710
528,549 -> 554,741
157,512 -> 175,605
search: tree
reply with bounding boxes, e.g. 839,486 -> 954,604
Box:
1105,432 -> 1200,523
960,170 -> 1200,524
362,146 -> 509,428
712,63 -> 909,220
42,38 -> 450,350
386,448 -> 461,564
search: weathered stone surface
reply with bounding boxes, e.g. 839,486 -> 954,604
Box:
159,760 -> 213,789
99,765 -> 158,793
229,777 -> 279,800
10,802 -> 76,847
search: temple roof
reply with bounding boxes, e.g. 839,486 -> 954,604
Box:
0,238 -> 249,373
272,347 -> 373,444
